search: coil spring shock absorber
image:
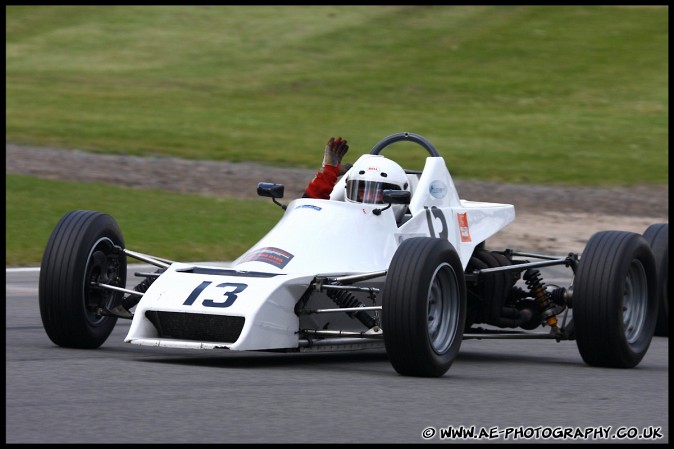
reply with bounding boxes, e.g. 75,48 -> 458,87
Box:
120,269 -> 164,312
523,269 -> 558,329
326,286 -> 377,329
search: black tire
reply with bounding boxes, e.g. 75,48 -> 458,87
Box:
464,255 -> 488,330
382,237 -> 466,377
39,210 -> 127,349
474,249 -> 511,326
573,231 -> 657,368
465,249 -> 509,327
643,224 -> 668,337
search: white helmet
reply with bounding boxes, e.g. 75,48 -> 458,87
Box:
345,155 -> 409,222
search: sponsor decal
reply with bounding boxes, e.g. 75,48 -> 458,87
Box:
239,246 -> 294,269
457,213 -> 472,242
297,204 -> 322,211
429,180 -> 447,199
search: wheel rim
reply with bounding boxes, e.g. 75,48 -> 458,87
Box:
622,259 -> 648,344
84,237 -> 123,324
427,262 -> 460,354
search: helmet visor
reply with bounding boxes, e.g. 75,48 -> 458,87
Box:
346,180 -> 402,204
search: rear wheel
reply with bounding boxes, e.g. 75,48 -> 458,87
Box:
573,231 -> 657,368
382,237 -> 466,377
642,224 -> 668,337
39,210 -> 127,348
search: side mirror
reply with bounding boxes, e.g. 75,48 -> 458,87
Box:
373,190 -> 411,216
257,182 -> 284,199
382,190 -> 411,205
257,183 -> 287,210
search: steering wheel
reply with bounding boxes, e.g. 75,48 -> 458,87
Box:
369,132 -> 440,157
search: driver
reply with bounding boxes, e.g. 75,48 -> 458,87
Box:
304,137 -> 410,223
344,154 -> 410,223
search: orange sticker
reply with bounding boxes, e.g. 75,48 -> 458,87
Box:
457,213 -> 471,242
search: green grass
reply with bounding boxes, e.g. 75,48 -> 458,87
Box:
6,175 -> 284,266
6,5 -> 668,183
5,6 -> 669,265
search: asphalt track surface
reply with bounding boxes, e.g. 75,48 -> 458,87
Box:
6,264 -> 669,444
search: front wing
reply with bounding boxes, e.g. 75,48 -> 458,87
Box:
124,263 -> 315,351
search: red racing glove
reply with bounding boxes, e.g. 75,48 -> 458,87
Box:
322,136 -> 349,169
304,137 -> 350,199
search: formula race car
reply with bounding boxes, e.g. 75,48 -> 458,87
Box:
38,132 -> 669,377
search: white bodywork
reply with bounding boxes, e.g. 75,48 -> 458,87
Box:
125,155 -> 515,351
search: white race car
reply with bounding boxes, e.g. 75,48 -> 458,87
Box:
39,132 -> 668,377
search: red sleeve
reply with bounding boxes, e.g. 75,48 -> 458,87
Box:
303,165 -> 340,199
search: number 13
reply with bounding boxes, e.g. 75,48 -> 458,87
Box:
183,281 -> 248,308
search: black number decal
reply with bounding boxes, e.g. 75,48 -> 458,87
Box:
202,283 -> 248,308
183,281 -> 211,305
183,281 -> 248,308
424,206 -> 448,239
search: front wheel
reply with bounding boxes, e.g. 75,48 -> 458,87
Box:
382,237 -> 466,377
573,231 -> 657,368
39,210 -> 127,348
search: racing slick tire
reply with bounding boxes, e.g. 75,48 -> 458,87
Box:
642,224 -> 668,337
39,210 -> 127,349
573,231 -> 657,368
382,237 -> 466,377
